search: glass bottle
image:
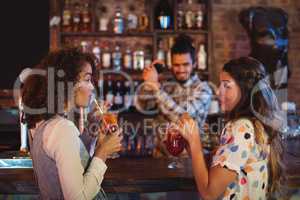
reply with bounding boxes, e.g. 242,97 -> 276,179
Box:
113,6 -> 124,34
80,40 -> 89,53
112,44 -> 122,71
102,42 -> 111,69
157,39 -> 165,62
185,0 -> 195,29
105,80 -> 114,107
154,0 -> 172,29
136,134 -> 145,156
139,13 -> 149,32
114,81 -> 124,110
127,5 -> 138,32
72,2 -> 81,32
92,40 -> 101,68
145,134 -> 154,156
133,48 -> 145,71
197,44 -> 206,70
62,0 -> 72,32
144,45 -> 153,67
166,37 -> 174,69
124,81 -> 132,109
81,2 -> 92,32
123,47 -> 132,70
98,6 -> 109,32
195,9 -> 203,29
177,4 -> 184,30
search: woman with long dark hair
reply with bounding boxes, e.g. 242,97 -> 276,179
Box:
22,48 -> 122,199
178,57 -> 283,199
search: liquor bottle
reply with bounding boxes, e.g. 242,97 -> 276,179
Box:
72,2 -> 81,32
127,5 -> 138,32
154,0 -> 173,29
73,39 -> 80,48
102,42 -> 111,69
144,45 -> 153,67
136,134 -> 145,156
121,134 -> 128,156
112,44 -> 122,70
197,44 -> 207,70
80,40 -> 89,53
92,40 -> 101,68
128,135 -> 136,154
98,78 -> 104,101
81,2 -> 92,32
166,37 -> 174,69
123,47 -> 132,70
185,0 -> 195,29
124,81 -> 132,109
133,48 -> 145,71
139,13 -> 149,32
157,39 -> 165,62
113,6 -> 124,34
114,81 -> 124,110
195,8 -> 203,29
98,6 -> 109,32
62,0 -> 72,32
145,134 -> 154,156
177,4 -> 184,30
105,80 -> 114,107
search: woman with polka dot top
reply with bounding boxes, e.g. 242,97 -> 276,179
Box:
178,57 -> 284,200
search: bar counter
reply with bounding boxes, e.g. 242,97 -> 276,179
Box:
0,155 -> 202,194
1,138 -> 300,195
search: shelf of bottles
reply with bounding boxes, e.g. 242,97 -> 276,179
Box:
58,0 -> 210,110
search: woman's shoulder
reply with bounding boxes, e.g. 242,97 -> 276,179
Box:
230,118 -> 255,131
225,118 -> 255,139
54,116 -> 78,132
44,116 -> 79,137
42,116 -> 81,159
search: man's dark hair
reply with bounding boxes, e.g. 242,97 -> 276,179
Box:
171,34 -> 195,63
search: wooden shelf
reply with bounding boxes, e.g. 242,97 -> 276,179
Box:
61,32 -> 154,37
52,0 -> 213,83
154,29 -> 209,35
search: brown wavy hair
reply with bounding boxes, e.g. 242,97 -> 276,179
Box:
22,47 -> 97,129
222,57 -> 283,194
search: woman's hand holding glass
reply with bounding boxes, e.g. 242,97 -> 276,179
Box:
94,128 -> 123,162
178,113 -> 202,152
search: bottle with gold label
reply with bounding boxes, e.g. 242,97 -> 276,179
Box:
139,12 -> 149,32
102,42 -> 111,69
62,0 -> 72,32
185,0 -> 195,29
123,47 -> 132,70
81,2 -> 92,32
72,2 -> 81,32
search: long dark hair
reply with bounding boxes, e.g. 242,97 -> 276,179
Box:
22,48 -> 97,129
222,56 -> 283,193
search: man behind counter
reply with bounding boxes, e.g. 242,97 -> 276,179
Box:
135,34 -> 212,157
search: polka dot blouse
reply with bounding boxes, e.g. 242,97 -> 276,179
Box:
211,118 -> 270,200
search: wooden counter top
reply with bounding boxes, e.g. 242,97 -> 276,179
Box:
0,157 -> 199,194
0,138 -> 299,194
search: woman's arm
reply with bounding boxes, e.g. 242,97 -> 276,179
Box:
179,114 -> 237,200
189,139 -> 236,200
44,119 -> 107,200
